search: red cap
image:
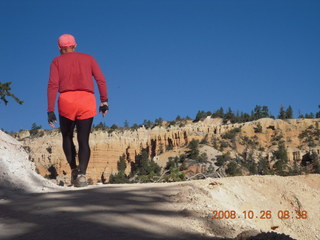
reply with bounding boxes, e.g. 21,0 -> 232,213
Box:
58,34 -> 77,47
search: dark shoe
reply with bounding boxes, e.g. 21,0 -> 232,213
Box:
74,174 -> 88,187
71,168 -> 79,185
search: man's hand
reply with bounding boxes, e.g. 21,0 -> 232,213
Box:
99,102 -> 109,117
48,111 -> 57,128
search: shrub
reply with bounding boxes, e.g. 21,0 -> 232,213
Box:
30,123 -> 42,136
258,158 -> 272,175
109,172 -> 130,183
314,157 -> 320,174
158,143 -> 164,154
200,135 -> 209,144
163,167 -> 185,182
212,138 -> 219,149
94,122 -> 107,131
46,146 -> 52,154
254,123 -> 263,133
226,161 -> 242,176
215,153 -> 231,167
222,128 -> 241,139
288,160 -> 301,176
242,157 -> 258,175
179,154 -> 186,163
197,152 -> 208,163
299,130 -> 308,139
165,157 -> 179,170
219,140 -> 229,151
272,134 -> 283,142
23,146 -> 31,153
166,144 -> 173,151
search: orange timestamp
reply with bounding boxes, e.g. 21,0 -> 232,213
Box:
211,210 -> 308,220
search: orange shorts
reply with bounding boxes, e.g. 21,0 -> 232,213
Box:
58,91 -> 97,121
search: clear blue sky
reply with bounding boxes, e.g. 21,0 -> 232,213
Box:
0,0 -> 319,132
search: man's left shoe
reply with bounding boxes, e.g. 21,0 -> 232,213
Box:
74,174 -> 88,188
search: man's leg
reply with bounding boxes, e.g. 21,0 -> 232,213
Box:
76,117 -> 93,175
59,115 -> 77,169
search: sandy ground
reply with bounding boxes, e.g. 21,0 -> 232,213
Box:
1,130 -> 320,240
1,174 -> 319,240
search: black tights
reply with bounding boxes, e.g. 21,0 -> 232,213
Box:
59,115 -> 93,175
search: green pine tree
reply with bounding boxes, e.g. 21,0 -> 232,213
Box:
278,105 -> 286,119
285,105 -> 293,119
0,81 -> 23,105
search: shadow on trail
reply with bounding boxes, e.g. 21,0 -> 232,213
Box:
0,184 -> 231,240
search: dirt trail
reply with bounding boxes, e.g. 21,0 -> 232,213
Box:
1,174 -> 319,240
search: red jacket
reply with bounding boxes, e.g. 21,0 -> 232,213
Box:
47,52 -> 108,112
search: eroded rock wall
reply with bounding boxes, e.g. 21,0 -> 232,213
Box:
17,118 -> 320,182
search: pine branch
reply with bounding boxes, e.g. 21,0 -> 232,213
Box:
0,81 -> 23,105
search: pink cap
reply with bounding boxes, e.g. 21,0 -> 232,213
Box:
58,34 -> 77,47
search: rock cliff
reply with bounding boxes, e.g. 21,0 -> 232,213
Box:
16,118 -> 320,183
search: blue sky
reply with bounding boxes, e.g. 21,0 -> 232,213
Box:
0,0 -> 319,132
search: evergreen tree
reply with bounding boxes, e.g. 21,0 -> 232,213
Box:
273,143 -> 288,175
305,113 -> 314,119
109,155 -> 130,183
131,123 -> 140,130
131,150 -> 161,177
252,105 -> 262,120
291,159 -> 301,175
316,105 -> 320,118
226,161 -> 242,176
30,123 -> 42,136
313,153 -> 320,174
188,139 -> 200,159
212,107 -> 224,118
258,158 -> 271,175
158,143 -> 164,154
155,117 -> 163,125
278,105 -> 286,119
240,112 -> 251,123
273,143 -> 288,162
206,111 -> 212,117
94,122 -> 107,131
124,120 -> 129,128
117,154 -> 127,172
247,159 -> 258,174
285,105 -> 293,119
133,150 -> 150,175
143,119 -> 153,128
110,124 -> 118,130
195,110 -> 207,122
165,157 -> 179,170
224,107 -> 235,123
261,106 -> 270,118
0,81 -> 23,105
215,153 -> 231,167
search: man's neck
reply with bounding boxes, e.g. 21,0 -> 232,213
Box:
60,47 -> 76,55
